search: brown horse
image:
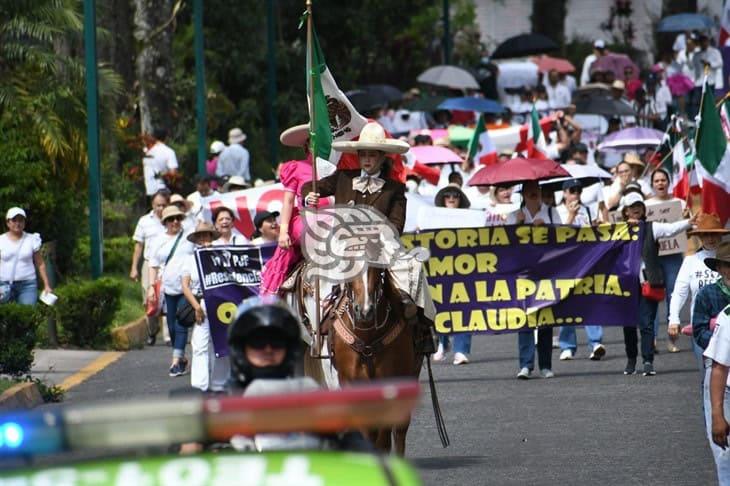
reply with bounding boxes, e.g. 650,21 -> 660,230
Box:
330,265 -> 422,456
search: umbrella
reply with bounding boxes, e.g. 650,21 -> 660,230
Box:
438,97 -> 504,113
590,53 -> 639,80
491,33 -> 559,60
531,55 -> 575,74
362,84 -> 403,104
495,61 -> 539,89
409,145 -> 463,165
408,128 -> 449,141
417,65 -> 480,90
403,95 -> 447,112
540,164 -> 613,191
468,157 -> 569,186
574,94 -> 636,116
656,13 -> 714,33
345,90 -> 382,114
573,83 -> 611,98
447,125 -> 474,149
597,127 -> 665,151
666,73 -> 695,96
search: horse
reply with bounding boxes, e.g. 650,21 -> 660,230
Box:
329,264 -> 422,456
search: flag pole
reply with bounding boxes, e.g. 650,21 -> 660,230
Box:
306,0 -> 322,358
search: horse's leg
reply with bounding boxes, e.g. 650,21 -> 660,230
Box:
394,420 -> 410,456
374,427 -> 392,453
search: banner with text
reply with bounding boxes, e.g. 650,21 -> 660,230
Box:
195,244 -> 275,357
401,223 -> 643,334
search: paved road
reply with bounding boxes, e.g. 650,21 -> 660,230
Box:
48,328 -> 714,485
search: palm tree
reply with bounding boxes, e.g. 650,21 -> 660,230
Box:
0,0 -> 122,183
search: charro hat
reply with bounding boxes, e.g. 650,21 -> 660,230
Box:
688,213 -> 730,236
705,242 -> 730,272
228,128 -> 247,145
331,122 -> 410,155
280,124 -> 309,147
187,221 -> 221,243
161,205 -> 185,223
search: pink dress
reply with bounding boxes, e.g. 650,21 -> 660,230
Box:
260,159 -> 313,294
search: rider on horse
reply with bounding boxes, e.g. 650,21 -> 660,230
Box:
302,122 -> 436,356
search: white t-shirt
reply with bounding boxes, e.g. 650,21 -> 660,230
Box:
150,232 -> 193,296
506,203 -> 562,225
704,305 -> 730,386
668,248 -> 720,325
555,204 -> 592,227
132,211 -> 166,260
143,142 -> 179,196
181,253 -> 202,296
187,190 -> 219,218
0,232 -> 42,282
544,83 -> 571,109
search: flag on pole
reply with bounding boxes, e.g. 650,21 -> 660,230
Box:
307,27 -> 367,172
467,114 -> 497,165
695,78 -> 730,225
720,0 -> 730,47
517,105 -> 549,159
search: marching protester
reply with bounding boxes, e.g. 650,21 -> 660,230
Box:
142,129 -> 179,198
620,187 -> 695,376
170,194 -> 196,232
206,141 -> 225,186
669,213 -> 729,369
216,128 -> 250,184
149,205 -> 194,377
212,206 -> 246,245
130,190 -> 170,345
250,211 -> 280,246
693,242 -> 730,364
221,175 -> 250,193
187,175 -> 219,218
0,207 -> 53,305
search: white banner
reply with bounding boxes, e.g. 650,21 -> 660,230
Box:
200,184 -> 287,239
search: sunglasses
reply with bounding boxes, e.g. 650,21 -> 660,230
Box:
444,193 -> 461,199
165,215 -> 184,223
246,335 -> 286,350
567,187 -> 582,194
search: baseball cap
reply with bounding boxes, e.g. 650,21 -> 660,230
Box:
594,39 -> 606,49
6,207 -> 26,220
254,210 -> 280,229
562,179 -> 582,191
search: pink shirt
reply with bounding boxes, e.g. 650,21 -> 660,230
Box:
279,159 -> 314,208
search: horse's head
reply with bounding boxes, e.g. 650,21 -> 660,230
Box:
348,266 -> 389,324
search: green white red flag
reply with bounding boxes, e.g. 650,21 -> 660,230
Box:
467,114 -> 497,165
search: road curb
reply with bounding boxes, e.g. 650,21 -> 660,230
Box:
111,316 -> 147,351
0,382 -> 43,410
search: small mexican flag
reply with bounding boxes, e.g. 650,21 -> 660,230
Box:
525,105 -> 548,159
307,27 -> 367,174
695,78 -> 730,225
467,114 -> 497,165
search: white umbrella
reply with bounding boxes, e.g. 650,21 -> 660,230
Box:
495,61 -> 539,89
540,163 -> 613,189
417,65 -> 480,90
597,127 -> 664,151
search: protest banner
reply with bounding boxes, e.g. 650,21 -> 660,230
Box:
195,244 -> 275,357
607,199 -> 687,256
401,223 -> 643,334
200,185 -> 286,239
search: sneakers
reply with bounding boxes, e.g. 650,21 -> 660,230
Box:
589,344 -> 606,361
552,337 -> 560,349
540,369 -> 555,379
643,362 -> 656,376
169,360 -> 187,377
667,342 -> 680,353
624,359 -> 636,375
453,352 -> 469,365
432,342 -> 446,362
517,367 -> 531,379
559,349 -> 574,361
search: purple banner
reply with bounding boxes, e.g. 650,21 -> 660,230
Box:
195,244 -> 275,357
401,223 -> 644,334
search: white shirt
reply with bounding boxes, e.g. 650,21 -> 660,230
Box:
506,204 -> 562,225
580,53 -> 598,86
699,47 -> 724,89
703,305 -> 730,386
668,248 -> 720,325
187,190 -> 219,218
555,204 -> 592,227
150,232 -> 194,296
544,83 -> 571,109
0,232 -> 42,282
132,211 -> 166,260
216,144 -> 251,181
143,142 -> 178,196
639,220 -> 692,283
213,234 -> 248,246
181,253 -> 202,296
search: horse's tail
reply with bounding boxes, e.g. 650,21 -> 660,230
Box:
425,357 -> 450,448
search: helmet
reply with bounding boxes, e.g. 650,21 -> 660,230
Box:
228,296 -> 302,387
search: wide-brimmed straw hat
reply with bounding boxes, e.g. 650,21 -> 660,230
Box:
434,183 -> 471,209
622,152 -> 644,167
332,122 -> 410,154
280,124 -> 309,147
170,194 -> 192,211
705,242 -> 730,272
228,127 -> 247,145
688,213 -> 730,236
161,205 -> 185,223
223,175 -> 250,192
187,221 -> 220,243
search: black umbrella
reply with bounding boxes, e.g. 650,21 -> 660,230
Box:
345,90 -> 383,114
574,94 -> 636,117
362,84 -> 403,105
403,95 -> 447,112
491,33 -> 559,60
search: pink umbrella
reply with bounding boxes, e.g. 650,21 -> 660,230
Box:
409,145 -> 463,165
666,73 -> 695,96
590,53 -> 639,80
468,157 -> 569,186
531,55 -> 575,74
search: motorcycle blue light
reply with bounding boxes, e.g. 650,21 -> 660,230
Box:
1,423 -> 23,449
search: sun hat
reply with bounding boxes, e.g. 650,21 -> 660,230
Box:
704,242 -> 730,272
280,124 -> 309,147
161,205 -> 185,223
622,152 -> 644,167
170,194 -> 192,211
688,213 -> 730,236
210,140 -> 226,154
331,122 -> 410,154
187,221 -> 221,243
5,207 -> 26,220
434,183 -> 471,209
228,128 -> 247,145
223,175 -> 250,192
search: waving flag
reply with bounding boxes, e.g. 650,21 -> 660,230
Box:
467,114 -> 497,165
721,0 -> 730,47
695,79 -> 730,225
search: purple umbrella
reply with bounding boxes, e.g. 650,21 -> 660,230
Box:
597,127 -> 665,152
590,53 -> 639,81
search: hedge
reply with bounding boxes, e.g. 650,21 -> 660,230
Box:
72,236 -> 133,276
0,304 -> 39,377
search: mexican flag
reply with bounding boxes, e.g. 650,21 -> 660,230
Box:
666,137 -> 698,202
521,105 -> 548,159
721,0 -> 730,46
467,114 -> 497,165
695,79 -> 730,225
307,27 -> 367,174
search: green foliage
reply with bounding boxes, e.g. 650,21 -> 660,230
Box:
71,236 -> 134,276
24,376 -> 64,403
111,274 -> 145,328
0,304 -> 39,377
52,278 -> 123,348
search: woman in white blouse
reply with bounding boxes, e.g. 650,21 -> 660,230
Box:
0,207 -> 52,305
